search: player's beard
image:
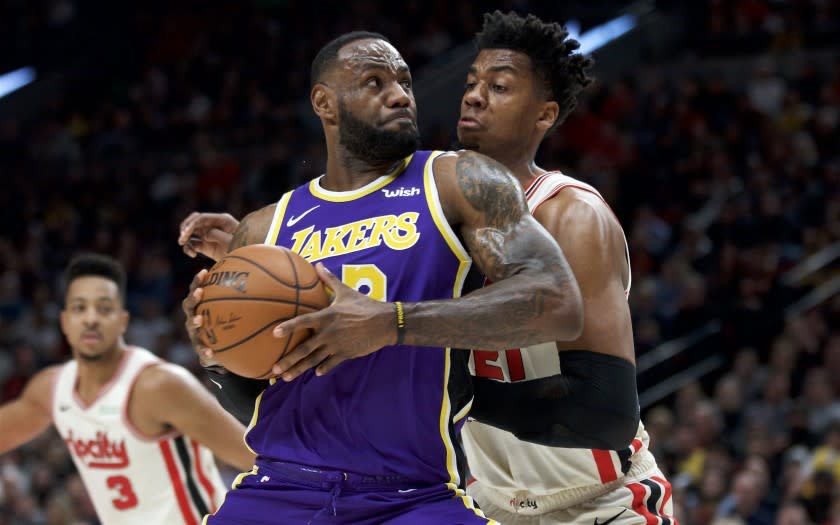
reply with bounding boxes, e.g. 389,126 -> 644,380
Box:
338,102 -> 420,163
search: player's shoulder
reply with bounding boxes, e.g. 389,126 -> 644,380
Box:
534,173 -> 624,242
431,149 -> 522,198
241,202 -> 277,226
233,202 -> 278,249
31,364 -> 64,388
22,364 -> 64,407
430,149 -> 508,175
536,173 -> 612,217
131,361 -> 200,406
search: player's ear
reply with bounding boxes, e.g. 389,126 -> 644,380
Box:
59,309 -> 69,337
536,101 -> 559,135
311,83 -> 338,124
119,310 -> 130,334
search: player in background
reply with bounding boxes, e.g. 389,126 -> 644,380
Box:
0,253 -> 255,525
456,11 -> 676,525
182,31 -> 584,525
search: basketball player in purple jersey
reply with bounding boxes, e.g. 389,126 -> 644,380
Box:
184,32 -> 583,525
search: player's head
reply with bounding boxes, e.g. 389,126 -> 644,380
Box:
60,253 -> 129,362
310,31 -> 419,163
458,11 -> 593,158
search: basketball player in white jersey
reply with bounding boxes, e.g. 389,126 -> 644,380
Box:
454,11 -> 677,525
0,253 -> 255,525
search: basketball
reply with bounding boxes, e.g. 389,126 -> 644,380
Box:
195,244 -> 329,379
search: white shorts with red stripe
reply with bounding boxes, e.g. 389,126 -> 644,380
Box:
466,468 -> 678,525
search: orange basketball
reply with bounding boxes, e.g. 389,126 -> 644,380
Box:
195,244 -> 329,379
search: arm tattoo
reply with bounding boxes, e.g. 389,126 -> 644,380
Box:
395,151 -> 583,348
228,222 -> 252,252
455,151 -> 525,229
455,151 -> 529,282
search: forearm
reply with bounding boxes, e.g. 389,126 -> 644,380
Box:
469,351 -> 640,450
401,271 -> 582,350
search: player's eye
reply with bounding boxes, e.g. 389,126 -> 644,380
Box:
97,305 -> 114,315
399,79 -> 412,90
492,84 -> 507,93
464,81 -> 477,91
366,76 -> 381,88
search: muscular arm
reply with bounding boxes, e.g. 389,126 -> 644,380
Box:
133,364 -> 256,471
0,368 -> 57,453
401,151 -> 583,349
535,189 -> 634,361
470,188 -> 640,449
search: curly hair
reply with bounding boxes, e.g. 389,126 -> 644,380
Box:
475,10 -> 594,132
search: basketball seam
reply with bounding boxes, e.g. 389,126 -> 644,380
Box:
197,296 -> 325,310
224,254 -> 321,291
209,314 -> 316,354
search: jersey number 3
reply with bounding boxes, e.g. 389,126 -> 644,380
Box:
107,475 -> 139,510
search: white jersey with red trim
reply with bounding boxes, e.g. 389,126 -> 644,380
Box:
52,346 -> 226,525
463,172 -> 658,511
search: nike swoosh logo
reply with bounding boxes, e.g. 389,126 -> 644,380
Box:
286,205 -> 320,227
209,378 -> 223,390
594,509 -> 627,525
397,489 -> 417,493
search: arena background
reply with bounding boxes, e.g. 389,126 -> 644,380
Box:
0,1 -> 838,523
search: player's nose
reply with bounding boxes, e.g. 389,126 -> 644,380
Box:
463,84 -> 487,109
385,81 -> 411,108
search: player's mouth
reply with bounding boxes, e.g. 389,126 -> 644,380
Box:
457,116 -> 482,130
81,332 -> 101,343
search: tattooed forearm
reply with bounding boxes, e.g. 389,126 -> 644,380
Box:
455,151 -> 526,228
228,222 -> 251,252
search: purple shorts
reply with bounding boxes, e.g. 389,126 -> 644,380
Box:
203,461 -> 496,525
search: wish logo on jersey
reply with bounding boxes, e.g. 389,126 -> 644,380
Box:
381,186 -> 420,198
64,430 -> 130,469
289,212 -> 421,262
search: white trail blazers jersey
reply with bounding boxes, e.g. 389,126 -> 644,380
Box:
52,346 -> 226,525
463,172 -> 656,510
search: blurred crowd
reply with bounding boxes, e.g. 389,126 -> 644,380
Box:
1,1 -> 839,524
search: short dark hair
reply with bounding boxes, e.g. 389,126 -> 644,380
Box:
310,31 -> 390,88
64,253 -> 127,304
476,11 -> 594,133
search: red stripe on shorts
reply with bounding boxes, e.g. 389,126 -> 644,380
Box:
160,440 -> 199,525
591,449 -> 618,483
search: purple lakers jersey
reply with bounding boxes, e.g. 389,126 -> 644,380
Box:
247,150 -> 474,486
